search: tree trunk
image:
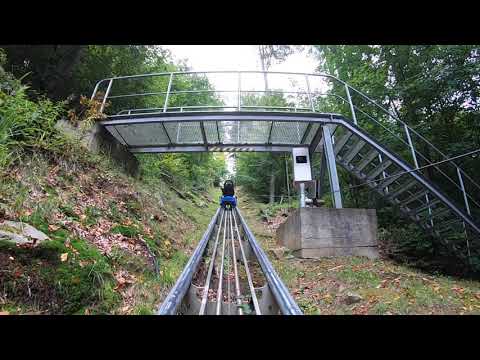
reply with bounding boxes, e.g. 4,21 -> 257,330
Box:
258,46 -> 269,91
49,45 -> 86,99
269,171 -> 275,204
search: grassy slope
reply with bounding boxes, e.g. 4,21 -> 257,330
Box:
238,190 -> 480,315
0,151 -> 219,315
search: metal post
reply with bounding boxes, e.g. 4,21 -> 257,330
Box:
163,73 -> 174,113
90,81 -> 102,101
100,79 -> 113,113
378,153 -> 388,193
462,222 -> 472,267
345,84 -> 357,125
237,72 -> 241,111
318,151 -> 327,198
299,182 -> 306,208
285,155 -> 291,200
404,124 -> 419,169
305,75 -> 315,112
404,123 -> 432,225
457,168 -> 471,215
322,125 -> 343,208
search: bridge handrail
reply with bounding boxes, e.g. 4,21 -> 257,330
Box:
91,70 -> 480,217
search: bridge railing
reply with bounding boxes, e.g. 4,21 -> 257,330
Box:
91,71 -> 480,220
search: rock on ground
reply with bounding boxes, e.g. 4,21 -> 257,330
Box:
0,221 -> 49,245
344,292 -> 363,305
269,247 -> 288,260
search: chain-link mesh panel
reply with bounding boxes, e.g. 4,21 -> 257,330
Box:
114,123 -> 170,146
270,122 -> 309,144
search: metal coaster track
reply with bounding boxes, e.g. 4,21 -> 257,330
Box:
91,70 -> 480,286
158,207 -> 302,315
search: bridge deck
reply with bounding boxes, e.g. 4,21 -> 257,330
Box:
100,111 -> 344,153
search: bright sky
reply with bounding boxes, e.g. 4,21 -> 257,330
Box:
160,45 -> 318,73
159,45 -> 326,108
158,45 -> 324,176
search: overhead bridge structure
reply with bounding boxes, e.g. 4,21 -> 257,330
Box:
91,71 -> 480,314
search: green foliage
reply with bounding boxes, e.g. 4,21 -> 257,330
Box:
313,45 -> 480,273
235,93 -> 296,203
0,85 -> 66,168
1,45 -> 86,100
111,224 -> 141,238
138,152 -> 227,192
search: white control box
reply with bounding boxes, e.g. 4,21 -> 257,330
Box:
292,148 -> 312,184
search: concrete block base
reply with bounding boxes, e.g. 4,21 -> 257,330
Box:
276,208 -> 379,259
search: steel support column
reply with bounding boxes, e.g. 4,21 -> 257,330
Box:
317,150 -> 327,198
299,183 -> 306,208
322,125 -> 343,208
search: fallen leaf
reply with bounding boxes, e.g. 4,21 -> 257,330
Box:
60,253 -> 68,262
328,265 -> 343,272
23,209 -> 33,217
48,224 -> 60,232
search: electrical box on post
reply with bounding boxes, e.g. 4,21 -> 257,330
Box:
292,148 -> 312,185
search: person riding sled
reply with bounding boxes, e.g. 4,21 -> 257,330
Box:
220,180 -> 237,208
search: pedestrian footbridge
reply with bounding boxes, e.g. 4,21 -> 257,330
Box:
92,70 -> 480,272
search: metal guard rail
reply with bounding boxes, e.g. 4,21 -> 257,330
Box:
235,207 -> 303,315
91,70 -> 480,219
158,208 -> 220,315
157,207 -> 303,315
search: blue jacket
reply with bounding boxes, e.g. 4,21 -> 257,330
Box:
220,195 -> 237,207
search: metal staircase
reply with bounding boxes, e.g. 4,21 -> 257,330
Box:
91,70 -> 480,258
329,123 -> 479,245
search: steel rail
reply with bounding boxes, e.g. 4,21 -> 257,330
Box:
94,68 -> 480,234
115,92 -> 340,116
326,118 -> 480,233
235,208 -> 303,315
231,210 -> 261,314
103,110 -> 480,214
157,208 -> 220,315
109,88 -> 317,100
346,84 -> 480,193
91,70 -> 480,195
215,209 -> 229,315
228,210 -> 243,315
226,212 -> 232,314
199,209 -> 225,315
351,105 -> 480,209
91,70 -> 339,86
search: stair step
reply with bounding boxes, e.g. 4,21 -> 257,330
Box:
399,191 -> 428,207
334,132 -> 353,155
342,139 -> 366,164
376,173 -> 403,191
356,149 -> 379,172
367,160 -> 393,180
387,180 -> 417,201
435,219 -> 463,233
423,207 -> 451,221
414,199 -> 441,214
